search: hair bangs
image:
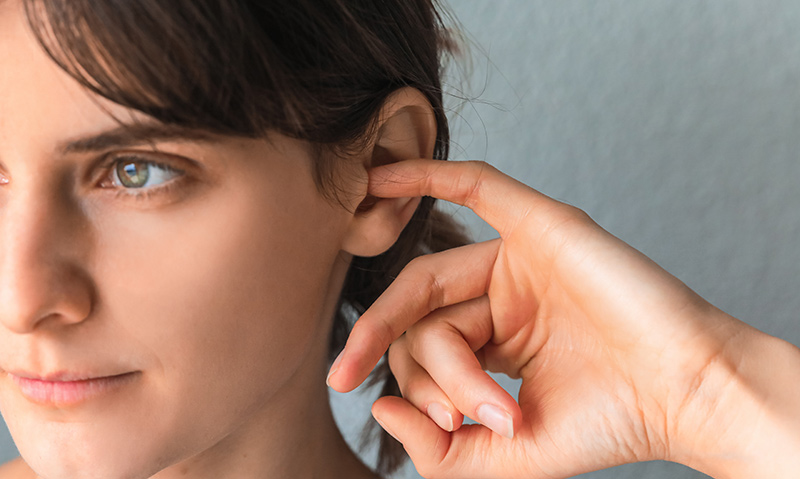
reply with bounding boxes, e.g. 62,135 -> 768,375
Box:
22,0 -> 307,137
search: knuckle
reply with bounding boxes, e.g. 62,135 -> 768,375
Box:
562,203 -> 594,224
540,203 -> 598,243
465,159 -> 497,175
417,436 -> 457,479
402,257 -> 444,314
425,272 -> 446,312
403,375 -> 434,401
448,377 -> 475,403
367,315 -> 399,352
405,314 -> 437,341
403,254 -> 430,279
406,322 -> 453,358
414,450 -> 449,479
458,160 -> 495,209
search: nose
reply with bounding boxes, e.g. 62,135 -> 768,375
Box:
0,181 -> 94,333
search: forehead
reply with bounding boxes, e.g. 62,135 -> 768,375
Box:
0,0 -> 141,160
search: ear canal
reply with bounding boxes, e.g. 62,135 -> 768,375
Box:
355,194 -> 379,214
353,88 -> 436,214
341,87 -> 436,256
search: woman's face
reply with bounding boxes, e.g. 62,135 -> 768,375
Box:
0,2 -> 362,477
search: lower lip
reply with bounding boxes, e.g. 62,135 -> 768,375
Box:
9,372 -> 139,407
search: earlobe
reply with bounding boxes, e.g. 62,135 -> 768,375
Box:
341,87 -> 436,257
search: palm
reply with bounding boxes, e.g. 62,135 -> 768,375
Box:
474,228 -> 697,475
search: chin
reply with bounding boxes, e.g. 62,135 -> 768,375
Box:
14,429 -> 174,479
20,458 -> 158,479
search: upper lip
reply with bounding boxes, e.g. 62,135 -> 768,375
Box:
5,370 -> 133,382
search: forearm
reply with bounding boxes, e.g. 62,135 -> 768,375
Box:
674,319 -> 800,478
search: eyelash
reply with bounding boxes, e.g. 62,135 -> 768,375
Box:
99,154 -> 186,202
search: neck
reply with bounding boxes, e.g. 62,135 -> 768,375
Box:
148,254 -> 378,479
146,252 -> 378,479
144,358 -> 380,479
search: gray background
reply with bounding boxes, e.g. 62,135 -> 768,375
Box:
336,0 -> 800,478
4,1 -> 800,478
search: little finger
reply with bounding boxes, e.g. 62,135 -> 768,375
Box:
388,335 -> 464,432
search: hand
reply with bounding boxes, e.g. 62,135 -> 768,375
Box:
326,159 -> 796,478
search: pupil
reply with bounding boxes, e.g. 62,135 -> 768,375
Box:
118,161 -> 149,188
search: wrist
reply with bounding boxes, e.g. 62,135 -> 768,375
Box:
671,319 -> 800,478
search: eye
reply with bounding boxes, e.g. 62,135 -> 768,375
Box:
108,156 -> 183,190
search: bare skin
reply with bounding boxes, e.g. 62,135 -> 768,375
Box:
0,0 -> 433,477
4,0 -> 799,476
329,159 -> 800,479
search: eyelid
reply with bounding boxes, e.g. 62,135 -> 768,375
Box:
95,151 -> 192,201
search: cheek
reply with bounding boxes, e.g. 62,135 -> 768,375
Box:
101,184 -> 343,387
77,175 -> 348,469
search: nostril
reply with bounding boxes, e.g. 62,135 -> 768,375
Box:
0,267 -> 94,334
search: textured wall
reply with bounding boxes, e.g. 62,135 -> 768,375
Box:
443,0 -> 800,343
3,1 -> 800,477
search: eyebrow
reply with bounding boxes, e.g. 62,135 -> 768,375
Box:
60,121 -> 217,154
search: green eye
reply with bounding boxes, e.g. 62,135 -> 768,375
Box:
112,158 -> 180,189
116,160 -> 150,188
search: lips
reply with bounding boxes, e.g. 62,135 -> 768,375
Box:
6,370 -> 139,407
7,370 -> 126,382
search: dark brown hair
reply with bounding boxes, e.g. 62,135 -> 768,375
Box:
23,0 -> 470,474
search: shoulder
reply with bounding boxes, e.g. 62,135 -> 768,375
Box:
0,458 -> 35,479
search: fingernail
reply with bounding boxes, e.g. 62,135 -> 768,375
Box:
427,402 -> 454,432
476,403 -> 514,439
326,350 -> 344,387
374,416 -> 401,443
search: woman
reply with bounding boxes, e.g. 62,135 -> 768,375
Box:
0,0 -> 465,477
2,1 -> 799,479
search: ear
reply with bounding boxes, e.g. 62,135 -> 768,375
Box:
341,87 -> 436,257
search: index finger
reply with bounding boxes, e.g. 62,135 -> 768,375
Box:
368,159 -> 550,237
